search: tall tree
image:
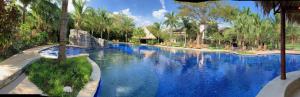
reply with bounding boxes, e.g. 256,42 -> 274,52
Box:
83,7 -> 97,36
58,0 -> 68,64
72,0 -> 86,45
0,0 -> 21,55
122,15 -> 135,42
177,1 -> 219,46
72,0 -> 86,30
20,0 -> 32,23
164,12 -> 178,43
30,0 -> 61,42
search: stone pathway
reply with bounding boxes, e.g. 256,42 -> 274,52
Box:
0,45 -> 54,94
0,73 -> 43,94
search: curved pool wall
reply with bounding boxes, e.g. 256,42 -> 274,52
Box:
90,43 -> 300,97
39,46 -> 86,58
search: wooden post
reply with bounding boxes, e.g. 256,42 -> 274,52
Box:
280,5 -> 286,80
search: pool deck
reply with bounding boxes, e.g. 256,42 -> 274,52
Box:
257,71 -> 300,97
0,45 -> 54,94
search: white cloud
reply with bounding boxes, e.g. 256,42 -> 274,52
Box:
114,8 -> 153,27
152,9 -> 167,20
152,0 -> 167,20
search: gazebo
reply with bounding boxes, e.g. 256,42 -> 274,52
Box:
139,27 -> 157,43
176,0 -> 300,80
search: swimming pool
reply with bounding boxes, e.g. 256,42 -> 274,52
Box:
90,43 -> 300,97
39,46 -> 86,58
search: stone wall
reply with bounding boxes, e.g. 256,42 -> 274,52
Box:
69,29 -> 106,48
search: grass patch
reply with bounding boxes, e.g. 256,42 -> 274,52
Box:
208,46 -> 224,50
236,51 -> 255,55
26,56 -> 92,97
286,43 -> 300,50
0,57 -> 4,62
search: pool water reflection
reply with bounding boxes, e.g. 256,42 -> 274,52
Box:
91,43 -> 300,97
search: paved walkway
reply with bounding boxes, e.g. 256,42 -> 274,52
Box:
0,73 -> 43,94
0,45 -> 54,94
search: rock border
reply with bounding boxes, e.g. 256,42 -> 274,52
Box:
77,57 -> 101,97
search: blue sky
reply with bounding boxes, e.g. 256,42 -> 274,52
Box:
83,0 -> 268,27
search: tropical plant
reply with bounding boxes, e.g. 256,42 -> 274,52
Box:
83,7 -> 97,36
164,12 -> 178,43
20,0 -> 32,23
72,0 -> 86,30
0,0 -> 21,55
30,0 -> 61,42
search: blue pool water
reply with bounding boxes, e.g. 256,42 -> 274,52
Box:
91,43 -> 300,97
39,46 -> 85,58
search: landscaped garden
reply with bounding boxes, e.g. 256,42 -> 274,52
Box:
26,56 -> 92,97
1,0 -> 300,97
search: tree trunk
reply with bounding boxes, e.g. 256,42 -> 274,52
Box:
58,0 -> 68,64
292,38 -> 295,48
107,29 -> 110,40
22,6 -> 26,23
101,30 -> 103,38
202,30 -> 205,44
170,27 -> 173,44
91,30 -> 94,36
184,32 -> 187,47
196,33 -> 201,47
125,31 -> 127,42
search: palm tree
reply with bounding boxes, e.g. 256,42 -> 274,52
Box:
153,22 -> 161,43
122,15 -> 134,42
105,15 -> 113,40
97,9 -> 109,38
58,0 -> 68,64
72,0 -> 86,30
72,0 -> 86,44
20,0 -> 32,23
181,17 -> 190,47
83,7 -> 97,36
164,12 -> 178,43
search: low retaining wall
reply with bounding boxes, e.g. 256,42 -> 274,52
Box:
77,57 -> 101,97
0,45 -> 54,89
257,71 -> 300,97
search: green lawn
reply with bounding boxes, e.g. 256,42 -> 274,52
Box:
236,51 -> 255,55
208,46 -> 225,50
26,56 -> 92,97
0,57 -> 4,62
286,43 -> 300,50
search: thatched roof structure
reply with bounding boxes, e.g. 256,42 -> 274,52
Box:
256,1 -> 300,23
141,27 -> 156,40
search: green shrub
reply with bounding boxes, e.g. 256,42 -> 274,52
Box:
129,38 -> 140,44
26,57 -> 92,97
147,40 -> 158,45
